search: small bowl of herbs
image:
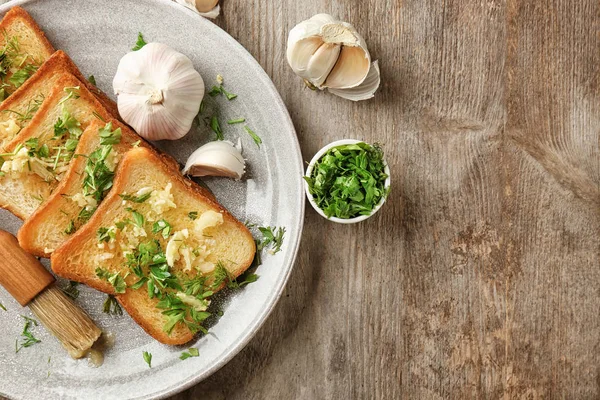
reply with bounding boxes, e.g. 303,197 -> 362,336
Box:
304,139 -> 390,224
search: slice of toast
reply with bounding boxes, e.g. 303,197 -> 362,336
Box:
18,119 -> 189,257
51,147 -> 256,345
0,6 -> 55,98
0,50 -> 119,150
0,73 -> 114,219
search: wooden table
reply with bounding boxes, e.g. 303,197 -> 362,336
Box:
171,1 -> 600,398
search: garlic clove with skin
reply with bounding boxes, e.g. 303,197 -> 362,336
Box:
287,13 -> 380,100
183,140 -> 246,180
329,61 -> 381,101
113,43 -> 205,141
174,0 -> 220,19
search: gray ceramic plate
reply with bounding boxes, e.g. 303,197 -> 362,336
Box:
0,0 -> 304,399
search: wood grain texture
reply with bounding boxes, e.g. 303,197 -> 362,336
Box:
172,0 -> 600,399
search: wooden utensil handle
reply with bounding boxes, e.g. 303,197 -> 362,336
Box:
0,230 -> 54,306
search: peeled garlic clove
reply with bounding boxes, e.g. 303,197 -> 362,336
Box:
113,43 -> 205,141
329,61 -> 381,101
287,14 -> 380,100
183,141 -> 246,180
174,0 -> 220,19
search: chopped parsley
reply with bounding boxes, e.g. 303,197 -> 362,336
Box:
53,107 -> 82,139
62,281 -> 80,300
96,267 -> 127,294
128,209 -> 145,228
304,142 -> 388,219
102,294 -> 123,315
99,122 -> 122,145
208,75 -> 237,100
97,227 -> 116,243
143,351 -> 152,368
88,75 -> 97,87
2,93 -> 44,124
132,32 -> 147,51
15,316 -> 41,352
64,220 -> 76,235
58,86 -> 80,105
0,302 -> 6,311
244,126 -> 262,148
120,191 -> 152,203
258,226 -> 286,255
9,64 -> 37,88
209,115 -> 224,140
227,118 -> 245,125
188,211 -> 198,220
152,219 -> 172,239
180,348 -> 199,360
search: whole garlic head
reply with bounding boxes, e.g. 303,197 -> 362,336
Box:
174,0 -> 220,19
113,43 -> 205,141
183,140 -> 245,180
287,14 -> 381,101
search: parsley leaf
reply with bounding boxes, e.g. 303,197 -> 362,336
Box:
304,142 -> 388,219
257,226 -> 286,255
209,115 -> 224,140
88,75 -> 97,87
132,32 -> 147,51
96,268 -> 127,294
188,211 -> 198,220
62,281 -> 80,300
208,76 -> 237,100
102,294 -> 123,315
244,126 -> 262,148
9,64 -> 37,88
152,219 -> 172,239
143,351 -> 152,368
180,347 -> 199,360
227,118 -> 245,124
120,190 -> 152,203
129,209 -> 145,228
0,302 -> 6,311
64,220 -> 76,235
98,122 -> 122,145
15,315 -> 41,352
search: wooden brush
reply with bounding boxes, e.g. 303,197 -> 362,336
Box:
0,230 -> 101,358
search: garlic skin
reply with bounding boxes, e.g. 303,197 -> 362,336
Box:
183,140 -> 245,180
174,0 -> 220,19
287,14 -> 381,101
113,43 -> 205,141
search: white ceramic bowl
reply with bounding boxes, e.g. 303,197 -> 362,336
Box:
304,139 -> 391,224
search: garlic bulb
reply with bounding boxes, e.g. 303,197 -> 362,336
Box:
287,14 -> 381,101
113,43 -> 205,141
183,140 -> 245,180
174,0 -> 220,19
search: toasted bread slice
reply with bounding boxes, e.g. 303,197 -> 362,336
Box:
51,147 -> 256,345
0,50 -> 119,150
0,73 -> 114,219
18,119 -> 188,257
0,7 -> 55,97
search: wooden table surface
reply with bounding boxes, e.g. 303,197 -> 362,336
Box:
170,1 -> 600,399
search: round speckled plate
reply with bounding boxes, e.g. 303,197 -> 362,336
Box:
0,0 -> 304,399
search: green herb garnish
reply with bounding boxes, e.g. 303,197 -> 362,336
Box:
179,348 -> 199,360
102,294 -> 123,315
99,122 -> 122,145
97,227 -> 116,243
143,351 -> 152,368
257,226 -> 286,255
96,267 -> 127,294
62,281 -> 80,300
53,107 -> 82,139
9,64 -> 37,88
304,142 -> 388,219
0,302 -> 6,311
188,211 -> 198,220
244,126 -> 261,148
120,190 -> 152,203
2,94 -> 44,124
209,115 -> 224,140
227,118 -> 245,124
15,316 -> 41,352
132,32 -> 147,51
152,219 -> 172,239
88,75 -> 97,87
208,76 -> 237,100
58,86 -> 80,105
64,220 -> 76,235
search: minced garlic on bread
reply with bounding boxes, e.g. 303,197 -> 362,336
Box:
51,147 -> 256,345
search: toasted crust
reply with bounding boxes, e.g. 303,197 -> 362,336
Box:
0,6 -> 54,58
18,119 -> 183,257
0,74 -> 114,219
51,148 -> 256,345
